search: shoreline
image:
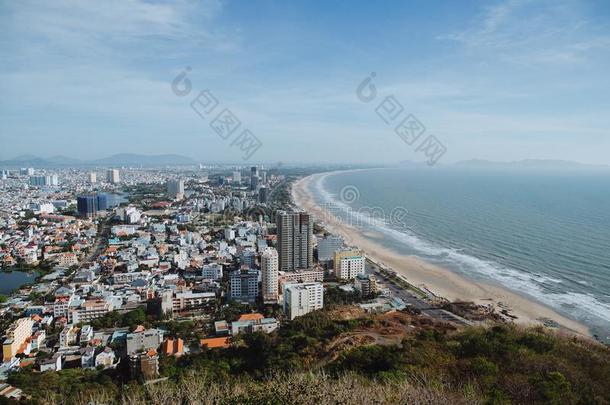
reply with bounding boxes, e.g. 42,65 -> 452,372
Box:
292,171 -> 591,338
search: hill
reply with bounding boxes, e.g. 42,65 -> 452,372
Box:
8,307 -> 610,404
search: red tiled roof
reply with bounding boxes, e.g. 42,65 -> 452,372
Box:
237,313 -> 264,322
200,337 -> 230,349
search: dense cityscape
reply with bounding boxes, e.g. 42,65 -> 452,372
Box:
3,0 -> 610,403
0,159 -> 606,404
0,163 -> 416,400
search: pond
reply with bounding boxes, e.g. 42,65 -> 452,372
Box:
0,271 -> 38,295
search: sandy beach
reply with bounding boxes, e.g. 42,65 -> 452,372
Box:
292,172 -> 591,337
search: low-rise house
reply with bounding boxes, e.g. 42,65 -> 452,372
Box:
0,383 -> 24,400
126,328 -> 164,356
200,337 -> 230,349
161,338 -> 184,357
214,320 -> 230,336
69,299 -> 114,324
95,347 -> 116,369
40,353 -> 62,372
59,325 -> 78,348
73,269 -> 96,283
230,313 -> 279,335
30,330 -> 46,350
80,325 -> 93,345
81,347 -> 95,369
172,291 -> 215,314
56,252 -> 78,267
201,263 -> 223,280
130,349 -> 159,380
278,268 -> 324,289
354,274 -> 378,297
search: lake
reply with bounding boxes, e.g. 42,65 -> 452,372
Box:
0,271 -> 38,295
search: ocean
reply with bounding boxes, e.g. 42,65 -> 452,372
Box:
310,167 -> 610,343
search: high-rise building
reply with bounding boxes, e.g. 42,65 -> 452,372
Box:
96,194 -> 108,211
2,318 -> 34,360
29,175 -> 57,187
167,179 -> 185,200
240,249 -> 257,268
77,195 -> 98,218
283,282 -> 324,320
334,248 -> 366,280
232,171 -> 241,183
224,228 -> 235,241
250,166 -> 259,191
29,176 -> 47,187
229,269 -> 260,303
261,248 -> 279,303
338,255 -> 366,280
106,169 -> 120,184
276,211 -> 314,271
317,235 -> 344,263
201,263 -> 223,280
89,172 -> 97,183
259,186 -> 268,204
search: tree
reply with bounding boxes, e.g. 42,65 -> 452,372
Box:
533,371 -> 574,404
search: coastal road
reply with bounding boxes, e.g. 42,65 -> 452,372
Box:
367,261 -> 474,326
366,261 -> 431,311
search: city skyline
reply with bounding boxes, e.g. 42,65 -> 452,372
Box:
2,0 -> 610,164
1,1 -> 609,402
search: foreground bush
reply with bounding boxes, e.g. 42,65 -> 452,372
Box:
7,313 -> 610,405
39,372 -> 475,405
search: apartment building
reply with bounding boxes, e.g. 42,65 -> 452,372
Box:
283,282 -> 324,320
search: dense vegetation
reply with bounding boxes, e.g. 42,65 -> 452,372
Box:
5,310 -> 610,404
88,307 -> 147,330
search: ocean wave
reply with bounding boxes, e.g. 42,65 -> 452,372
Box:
541,291 -> 610,324
312,172 -> 610,325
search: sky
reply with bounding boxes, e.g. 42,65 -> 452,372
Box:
1,0 -> 610,165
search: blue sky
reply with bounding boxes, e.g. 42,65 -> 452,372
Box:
1,0 -> 609,164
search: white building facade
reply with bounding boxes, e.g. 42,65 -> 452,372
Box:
283,282 -> 324,320
261,248 -> 279,303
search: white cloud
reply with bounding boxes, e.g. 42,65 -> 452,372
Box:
440,0 -> 610,67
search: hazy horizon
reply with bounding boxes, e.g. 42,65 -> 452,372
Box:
3,152 -> 610,169
1,0 -> 610,165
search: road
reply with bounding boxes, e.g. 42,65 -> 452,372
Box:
366,260 -> 473,326
80,217 -> 112,266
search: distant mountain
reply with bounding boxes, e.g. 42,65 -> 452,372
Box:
397,160 -> 433,167
46,155 -> 83,165
453,159 -> 610,171
0,155 -> 54,167
0,153 -> 197,168
91,153 -> 196,166
12,154 -> 40,161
